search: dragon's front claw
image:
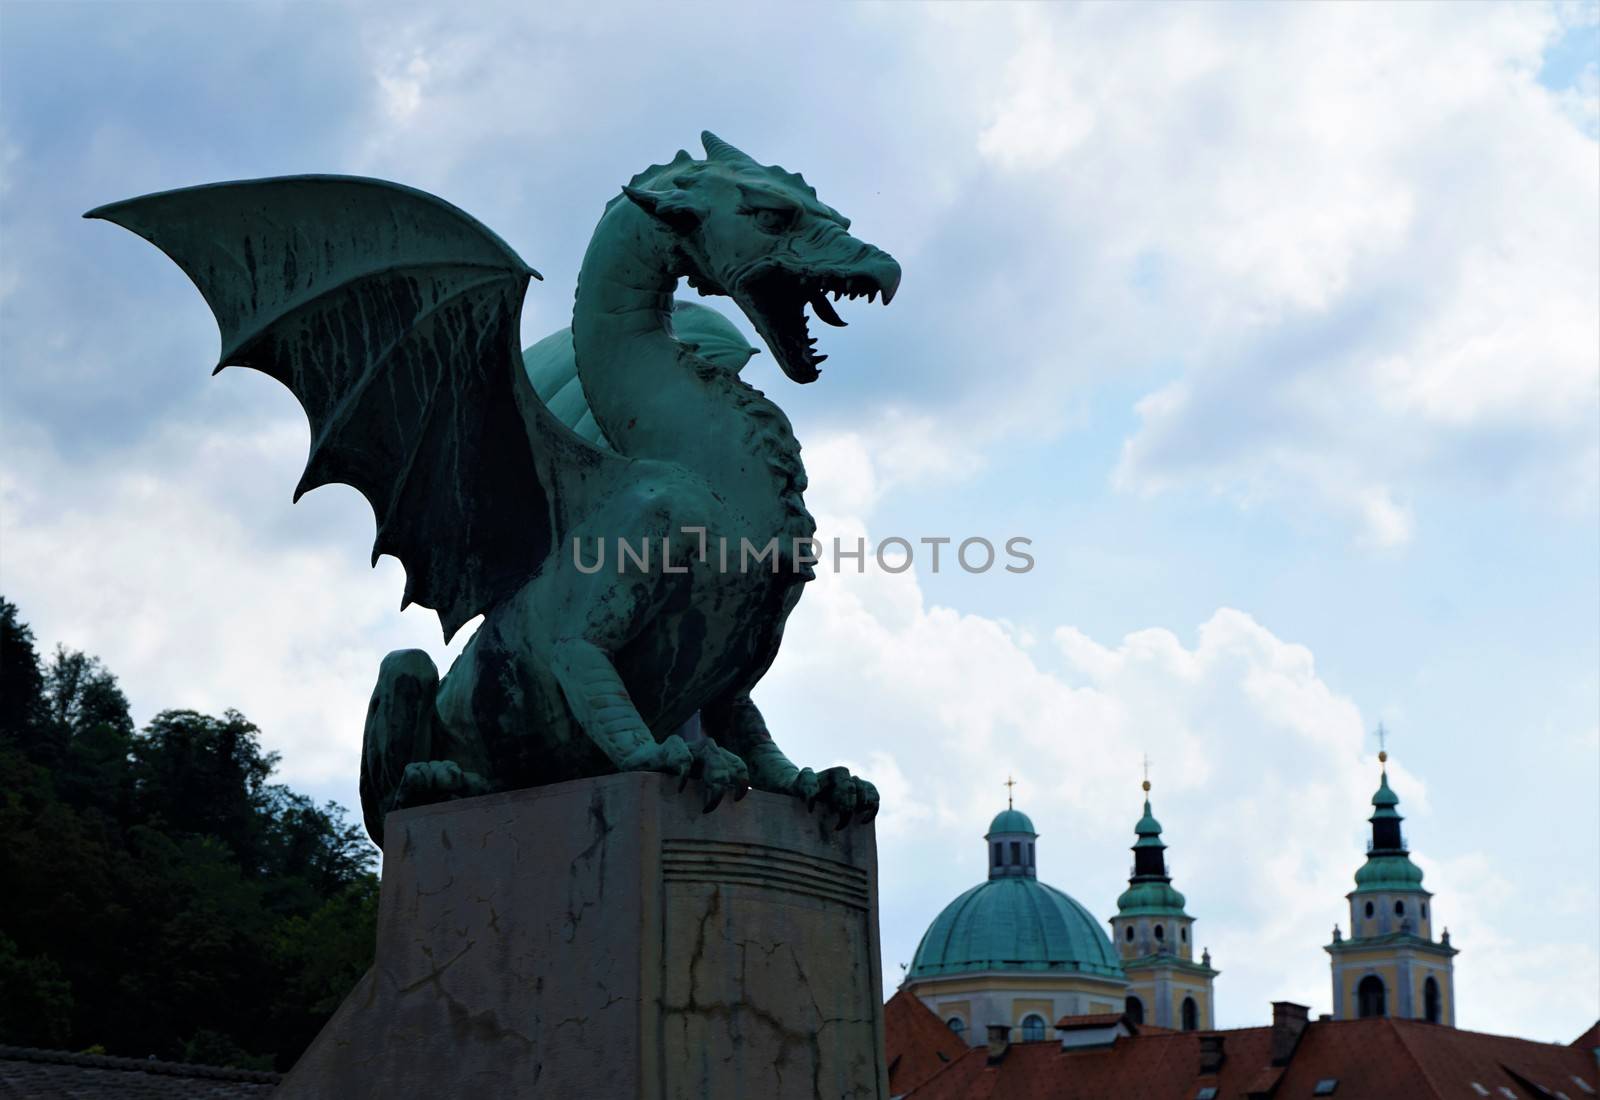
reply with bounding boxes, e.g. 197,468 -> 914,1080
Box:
793,766 -> 820,809
856,777 -> 881,824
812,766 -> 879,830
692,736 -> 750,813
394,759 -> 490,810
622,733 -> 694,787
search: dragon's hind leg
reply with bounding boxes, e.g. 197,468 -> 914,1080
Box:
360,649 -> 491,847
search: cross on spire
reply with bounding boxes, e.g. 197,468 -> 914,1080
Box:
1376,722 -> 1389,765
1142,753 -> 1152,794
1004,774 -> 1017,810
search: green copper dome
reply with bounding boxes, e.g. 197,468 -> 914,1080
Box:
1353,854 -> 1426,893
1116,879 -> 1189,917
908,877 -> 1125,980
987,809 -> 1037,836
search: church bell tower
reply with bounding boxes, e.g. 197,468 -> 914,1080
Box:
1107,771 -> 1217,1031
1325,732 -> 1457,1023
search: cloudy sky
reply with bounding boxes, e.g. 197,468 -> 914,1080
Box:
2,1 -> 1596,1040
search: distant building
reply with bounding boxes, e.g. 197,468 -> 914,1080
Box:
887,993 -> 1600,1099
887,754 -> 1598,1098
1325,750 -> 1456,1023
1109,778 -> 1218,1030
901,778 -> 1218,1044
901,805 -> 1129,1044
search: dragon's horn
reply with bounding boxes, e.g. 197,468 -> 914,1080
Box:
702,131 -> 756,166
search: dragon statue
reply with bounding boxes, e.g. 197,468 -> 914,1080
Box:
90,133 -> 900,845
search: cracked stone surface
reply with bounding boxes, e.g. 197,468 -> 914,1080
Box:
276,773 -> 887,1098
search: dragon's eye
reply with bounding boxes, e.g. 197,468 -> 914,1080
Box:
751,206 -> 797,234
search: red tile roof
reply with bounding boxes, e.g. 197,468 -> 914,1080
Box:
1574,1020 -> 1600,1051
885,989 -> 970,1096
890,1010 -> 1600,1100
900,1025 -> 1275,1099
1273,1017 -> 1600,1100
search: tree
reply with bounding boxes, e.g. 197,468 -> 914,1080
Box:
0,932 -> 73,1047
44,647 -> 135,818
0,598 -> 47,754
0,596 -> 379,1070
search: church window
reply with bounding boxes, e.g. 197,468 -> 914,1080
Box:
946,1016 -> 965,1036
1424,976 -> 1441,1024
993,842 -> 1002,866
1394,900 -> 1405,917
1181,996 -> 1198,1031
1181,926 -> 1188,942
1154,924 -> 1165,941
1364,900 -> 1375,919
1020,1014 -> 1046,1042
1357,974 -> 1386,1018
1125,925 -> 1134,941
1009,840 -> 1021,864
1421,902 -> 1428,919
1125,995 -> 1144,1024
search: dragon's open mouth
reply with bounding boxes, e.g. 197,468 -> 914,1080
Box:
735,261 -> 900,384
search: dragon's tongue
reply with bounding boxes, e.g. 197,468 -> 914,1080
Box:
807,290 -> 848,328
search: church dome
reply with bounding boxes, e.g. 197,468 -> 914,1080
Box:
986,808 -> 1037,836
908,877 -> 1124,980
909,802 -> 1124,982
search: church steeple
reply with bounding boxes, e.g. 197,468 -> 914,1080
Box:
1326,728 -> 1457,1024
1368,740 -> 1406,854
1352,744 -> 1424,897
1108,767 -> 1216,1031
1131,779 -> 1171,882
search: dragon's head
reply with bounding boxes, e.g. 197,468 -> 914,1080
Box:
622,131 -> 900,384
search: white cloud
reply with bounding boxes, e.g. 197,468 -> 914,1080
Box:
1424,851 -> 1600,1039
950,3 -> 1598,544
375,49 -> 432,123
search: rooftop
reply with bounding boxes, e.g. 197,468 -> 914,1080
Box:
889,1008 -> 1600,1100
0,1045 -> 279,1099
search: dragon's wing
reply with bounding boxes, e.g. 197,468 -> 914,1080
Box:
88,175 -> 616,641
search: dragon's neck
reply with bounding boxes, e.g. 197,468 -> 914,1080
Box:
572,201 -> 812,547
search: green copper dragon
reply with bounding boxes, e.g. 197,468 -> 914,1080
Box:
89,133 -> 899,844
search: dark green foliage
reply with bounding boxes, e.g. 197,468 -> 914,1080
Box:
0,597 -> 377,1070
0,932 -> 73,1047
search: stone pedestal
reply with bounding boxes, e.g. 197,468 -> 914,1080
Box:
276,773 -> 888,1099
